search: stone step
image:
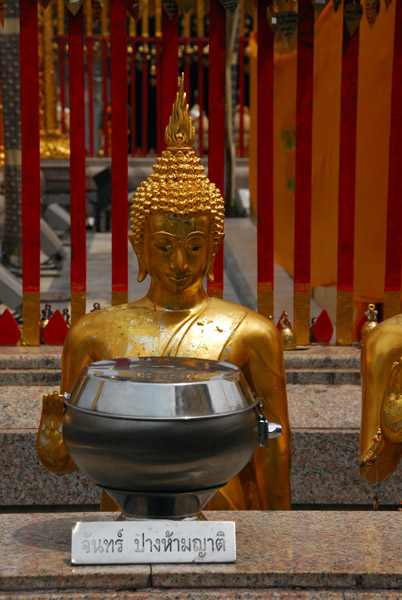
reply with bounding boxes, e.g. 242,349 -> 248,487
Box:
1,383 -> 397,507
1,511 -> 401,598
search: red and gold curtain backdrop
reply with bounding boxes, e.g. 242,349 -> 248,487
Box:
20,0 -> 41,345
257,0 -> 274,319
207,0 -> 226,298
68,6 -> 87,323
336,0 -> 360,345
293,0 -> 314,345
384,0 -> 401,320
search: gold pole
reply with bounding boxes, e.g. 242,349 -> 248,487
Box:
84,0 -> 93,36
142,0 -> 149,37
155,0 -> 162,37
183,10 -> 191,36
129,14 -> 136,37
57,0 -> 64,35
196,0 -> 204,37
38,3 -> 70,157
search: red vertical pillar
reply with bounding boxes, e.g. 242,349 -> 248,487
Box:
336,2 -> 360,345
207,0 -> 225,298
110,0 -> 128,306
257,0 -> 274,318
384,0 -> 401,320
293,0 -> 314,345
20,0 -> 41,344
161,10 -> 179,145
69,7 -> 87,323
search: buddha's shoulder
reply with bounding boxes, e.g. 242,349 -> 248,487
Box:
206,297 -> 277,337
362,312 -> 402,353
68,299 -> 152,333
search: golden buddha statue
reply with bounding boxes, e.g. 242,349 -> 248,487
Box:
360,315 -> 402,484
37,75 -> 291,511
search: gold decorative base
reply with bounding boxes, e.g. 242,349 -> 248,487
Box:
336,290 -> 354,345
384,291 -> 401,321
40,131 -> 70,159
294,289 -> 310,346
71,291 -> 86,325
22,291 -> 40,345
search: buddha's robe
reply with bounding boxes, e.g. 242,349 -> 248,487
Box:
61,296 -> 291,511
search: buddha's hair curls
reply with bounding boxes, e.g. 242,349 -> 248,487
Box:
129,149 -> 225,248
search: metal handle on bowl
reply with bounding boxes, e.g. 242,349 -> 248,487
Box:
256,401 -> 282,448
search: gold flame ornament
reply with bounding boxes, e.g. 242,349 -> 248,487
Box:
165,74 -> 196,149
359,303 -> 378,347
63,0 -> 84,15
278,311 -> 297,350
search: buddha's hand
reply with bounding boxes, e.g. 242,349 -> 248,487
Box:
381,360 -> 402,445
359,428 -> 382,469
37,391 -> 76,472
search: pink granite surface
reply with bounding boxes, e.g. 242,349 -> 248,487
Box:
1,511 -> 402,596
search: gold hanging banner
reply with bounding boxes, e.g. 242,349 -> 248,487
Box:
336,290 -> 354,345
38,0 -> 53,8
0,0 -> 4,28
162,0 -> 178,18
217,0 -> 240,13
64,0 -> 84,15
332,0 -> 342,12
344,1 -> 363,36
126,0 -> 147,21
311,0 -> 329,14
365,0 -> 379,27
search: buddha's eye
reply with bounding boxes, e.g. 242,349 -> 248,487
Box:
156,245 -> 170,252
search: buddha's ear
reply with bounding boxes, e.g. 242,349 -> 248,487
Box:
206,233 -> 225,283
129,233 -> 148,283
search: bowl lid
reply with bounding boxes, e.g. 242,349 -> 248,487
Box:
66,357 -> 256,419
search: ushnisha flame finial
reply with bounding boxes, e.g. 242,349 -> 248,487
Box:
165,73 -> 196,150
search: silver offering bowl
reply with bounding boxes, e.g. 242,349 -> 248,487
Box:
63,357 -> 282,519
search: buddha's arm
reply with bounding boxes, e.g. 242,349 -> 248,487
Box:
360,320 -> 402,483
234,316 -> 291,510
37,318 -> 97,473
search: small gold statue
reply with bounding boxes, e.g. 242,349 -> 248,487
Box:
360,314 -> 402,484
277,311 -> 297,350
359,303 -> 378,347
37,75 -> 291,511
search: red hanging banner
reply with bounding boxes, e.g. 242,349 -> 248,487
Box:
257,0 -> 274,318
110,0 -> 129,306
69,8 -> 87,323
207,0 -> 226,298
20,0 -> 41,345
161,10 -> 179,145
294,0 -> 314,345
336,1 -> 360,344
384,0 -> 401,319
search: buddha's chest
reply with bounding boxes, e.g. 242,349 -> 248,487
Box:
95,309 -> 241,363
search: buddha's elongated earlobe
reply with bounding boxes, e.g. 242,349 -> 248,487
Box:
206,235 -> 224,282
129,233 -> 148,283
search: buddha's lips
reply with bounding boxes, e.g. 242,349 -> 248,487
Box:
168,272 -> 190,282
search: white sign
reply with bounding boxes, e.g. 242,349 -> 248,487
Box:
71,520 -> 236,564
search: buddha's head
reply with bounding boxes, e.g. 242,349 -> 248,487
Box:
129,75 -> 225,294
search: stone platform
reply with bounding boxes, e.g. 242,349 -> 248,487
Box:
1,511 -> 402,599
1,344 -> 400,508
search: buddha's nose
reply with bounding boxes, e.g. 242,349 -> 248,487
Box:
171,247 -> 188,271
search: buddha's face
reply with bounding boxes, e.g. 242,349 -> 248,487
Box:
140,214 -> 214,294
